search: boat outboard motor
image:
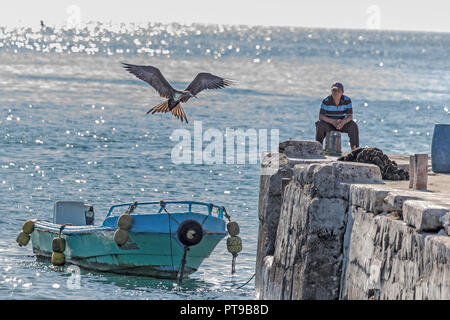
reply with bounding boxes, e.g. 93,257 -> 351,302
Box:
85,206 -> 94,225
54,201 -> 94,226
176,220 -> 203,283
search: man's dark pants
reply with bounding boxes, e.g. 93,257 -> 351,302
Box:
315,120 -> 359,148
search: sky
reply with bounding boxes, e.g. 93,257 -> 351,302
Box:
1,0 -> 450,33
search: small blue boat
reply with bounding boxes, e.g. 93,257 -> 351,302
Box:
28,200 -> 229,279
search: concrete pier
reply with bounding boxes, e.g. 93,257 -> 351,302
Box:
256,140 -> 450,300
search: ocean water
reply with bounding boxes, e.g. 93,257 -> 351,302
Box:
0,22 -> 449,300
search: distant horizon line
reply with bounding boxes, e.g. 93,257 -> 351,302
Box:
2,19 -> 449,35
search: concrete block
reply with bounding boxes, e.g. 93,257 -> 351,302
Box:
279,140 -> 324,158
294,162 -> 383,199
383,191 -> 422,212
332,162 -> 383,183
403,200 -> 450,232
350,184 -> 390,213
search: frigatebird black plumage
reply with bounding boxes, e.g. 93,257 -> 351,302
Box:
122,63 -> 234,123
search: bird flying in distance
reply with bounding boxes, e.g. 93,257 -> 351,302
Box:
122,63 -> 234,123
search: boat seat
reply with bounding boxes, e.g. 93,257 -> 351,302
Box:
53,201 -> 94,226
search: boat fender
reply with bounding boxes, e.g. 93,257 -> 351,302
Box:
117,213 -> 133,231
16,232 -> 31,247
52,237 -> 66,253
50,225 -> 70,265
177,220 -> 203,246
227,236 -> 242,274
227,236 -> 242,255
51,252 -> 65,266
226,221 -> 240,236
16,219 -> 36,247
22,220 -> 35,234
114,228 -> 129,247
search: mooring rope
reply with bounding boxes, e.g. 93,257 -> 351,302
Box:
159,200 -> 180,225
201,272 -> 256,299
234,273 -> 255,290
159,200 -> 176,270
221,206 -> 232,223
125,201 -> 138,215
199,203 -> 214,226
58,223 -> 72,237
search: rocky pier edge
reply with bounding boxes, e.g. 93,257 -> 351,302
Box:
256,140 -> 450,300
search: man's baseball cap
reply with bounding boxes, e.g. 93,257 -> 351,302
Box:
331,82 -> 344,92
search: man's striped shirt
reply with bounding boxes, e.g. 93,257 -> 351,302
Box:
320,95 -> 353,119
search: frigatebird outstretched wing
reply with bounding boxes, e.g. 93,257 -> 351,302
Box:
122,63 -> 175,99
182,73 -> 234,102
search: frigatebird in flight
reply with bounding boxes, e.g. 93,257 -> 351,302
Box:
122,63 -> 234,123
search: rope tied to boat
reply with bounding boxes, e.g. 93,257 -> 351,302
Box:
222,206 -> 232,223
159,200 -> 180,225
158,200 -> 179,278
58,223 -> 71,237
159,200 -> 171,216
125,201 -> 138,214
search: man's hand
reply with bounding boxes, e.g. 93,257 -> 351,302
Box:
329,119 -> 338,128
320,114 -> 347,130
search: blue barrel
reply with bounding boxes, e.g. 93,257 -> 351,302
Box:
431,124 -> 450,173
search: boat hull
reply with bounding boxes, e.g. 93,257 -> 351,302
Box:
31,212 -> 227,279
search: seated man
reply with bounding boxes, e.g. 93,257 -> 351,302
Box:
315,82 -> 359,150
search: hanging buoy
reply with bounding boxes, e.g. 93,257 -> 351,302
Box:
227,235 -> 242,274
117,213 -> 133,230
114,203 -> 137,248
16,219 -> 36,247
227,221 -> 240,236
50,225 -> 70,266
51,251 -> 65,266
221,206 -> 242,274
177,220 -> 203,246
114,228 -> 129,247
227,236 -> 242,255
51,236 -> 66,266
52,237 -> 66,253
22,220 -> 35,234
16,232 -> 31,247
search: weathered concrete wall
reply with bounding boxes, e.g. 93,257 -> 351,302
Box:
341,185 -> 450,300
255,140 -> 450,300
256,140 -> 327,295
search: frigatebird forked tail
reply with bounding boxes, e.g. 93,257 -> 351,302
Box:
147,101 -> 188,123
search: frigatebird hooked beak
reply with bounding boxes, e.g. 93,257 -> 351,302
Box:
122,63 -> 234,123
